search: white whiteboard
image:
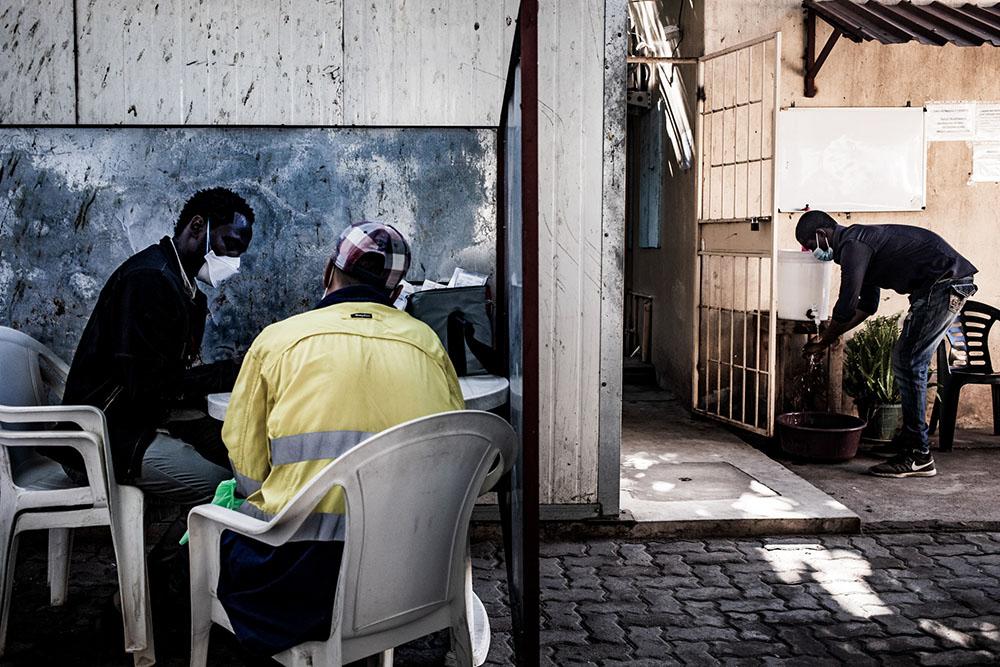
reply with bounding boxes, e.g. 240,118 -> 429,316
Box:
778,107 -> 926,213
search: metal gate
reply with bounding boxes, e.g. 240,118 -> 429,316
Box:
692,33 -> 781,436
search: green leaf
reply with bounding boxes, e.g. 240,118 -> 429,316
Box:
842,313 -> 903,406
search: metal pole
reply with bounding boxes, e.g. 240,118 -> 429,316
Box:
729,256 -> 736,419
627,56 -> 700,65
767,33 -> 783,436
692,57 -> 706,412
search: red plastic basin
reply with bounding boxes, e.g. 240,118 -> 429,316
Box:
777,412 -> 867,462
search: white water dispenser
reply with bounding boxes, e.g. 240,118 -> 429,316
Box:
777,250 -> 834,322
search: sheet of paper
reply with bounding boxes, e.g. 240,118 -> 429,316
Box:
392,280 -> 416,310
419,280 -> 447,291
976,104 -> 1000,141
925,103 -> 976,142
447,267 -> 489,288
972,142 -> 1000,182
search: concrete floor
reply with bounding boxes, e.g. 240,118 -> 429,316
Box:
620,386 -> 859,535
621,381 -> 1000,532
782,427 -> 1000,529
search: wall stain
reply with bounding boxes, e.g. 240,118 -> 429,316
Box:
73,190 -> 98,230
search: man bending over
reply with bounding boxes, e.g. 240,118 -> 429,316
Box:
796,210 -> 977,478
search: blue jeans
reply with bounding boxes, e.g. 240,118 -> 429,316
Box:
893,277 -> 977,455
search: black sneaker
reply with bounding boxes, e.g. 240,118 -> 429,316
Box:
869,452 -> 937,478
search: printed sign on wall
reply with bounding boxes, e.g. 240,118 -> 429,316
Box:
972,143 -> 1000,182
975,104 -> 1000,142
925,103 -> 976,142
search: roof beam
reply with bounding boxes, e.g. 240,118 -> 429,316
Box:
805,8 -> 844,97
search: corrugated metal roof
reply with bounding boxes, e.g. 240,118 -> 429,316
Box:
804,0 -> 1000,46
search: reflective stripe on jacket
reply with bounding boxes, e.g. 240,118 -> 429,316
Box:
222,299 -> 464,541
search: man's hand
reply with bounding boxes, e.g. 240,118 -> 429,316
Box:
803,337 -> 830,358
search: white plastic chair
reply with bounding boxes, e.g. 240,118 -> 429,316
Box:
0,326 -> 154,665
187,410 -> 516,667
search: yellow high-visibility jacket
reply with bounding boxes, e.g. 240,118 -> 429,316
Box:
222,298 -> 464,540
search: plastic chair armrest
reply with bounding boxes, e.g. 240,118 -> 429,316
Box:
0,430 -> 108,503
187,504 -> 272,540
0,404 -> 106,436
189,466 -> 353,548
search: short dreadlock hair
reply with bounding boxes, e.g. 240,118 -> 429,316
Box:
174,187 -> 255,235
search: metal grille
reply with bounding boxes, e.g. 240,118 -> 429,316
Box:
697,253 -> 772,429
699,38 -> 775,225
693,34 -> 781,437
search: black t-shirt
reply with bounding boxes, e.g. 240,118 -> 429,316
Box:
831,224 -> 977,322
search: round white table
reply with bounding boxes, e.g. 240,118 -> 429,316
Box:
207,374 -> 509,421
457,375 -> 510,412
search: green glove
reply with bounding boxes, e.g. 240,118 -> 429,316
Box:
179,478 -> 246,546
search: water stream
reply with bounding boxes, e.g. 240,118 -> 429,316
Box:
792,317 -> 827,412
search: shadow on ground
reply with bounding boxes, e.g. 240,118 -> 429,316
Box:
776,427 -> 1000,528
1,529 -> 512,666
7,527 -> 1000,665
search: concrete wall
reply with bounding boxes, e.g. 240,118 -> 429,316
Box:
0,1 -> 75,123
0,0 -> 627,511
536,0 -> 624,509
72,0 -> 519,126
0,127 -> 495,363
636,0 -> 1000,425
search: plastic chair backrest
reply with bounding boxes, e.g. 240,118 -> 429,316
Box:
945,300 -> 1000,374
0,327 -> 71,467
0,326 -> 70,407
0,328 -> 118,509
258,411 -> 515,644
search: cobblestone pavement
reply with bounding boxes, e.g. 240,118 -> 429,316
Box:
5,530 -> 1000,665
488,531 -> 1000,666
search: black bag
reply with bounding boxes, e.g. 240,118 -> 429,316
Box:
405,284 -> 499,376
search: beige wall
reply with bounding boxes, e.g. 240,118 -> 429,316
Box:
652,0 -> 1000,423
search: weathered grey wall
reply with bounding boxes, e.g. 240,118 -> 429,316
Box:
0,127 -> 496,363
0,1 -> 75,123
11,0 -> 519,127
535,0 -> 613,508
0,0 -> 624,511
598,0 -> 627,515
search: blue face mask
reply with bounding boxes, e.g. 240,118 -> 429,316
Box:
813,233 -> 834,262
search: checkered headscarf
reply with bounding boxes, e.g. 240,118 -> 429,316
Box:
332,221 -> 411,291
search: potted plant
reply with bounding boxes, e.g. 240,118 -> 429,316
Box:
842,314 -> 903,442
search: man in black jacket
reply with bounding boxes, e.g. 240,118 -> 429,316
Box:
62,187 -> 254,503
796,211 -> 977,478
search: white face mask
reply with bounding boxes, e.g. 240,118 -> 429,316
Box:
196,218 -> 241,287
